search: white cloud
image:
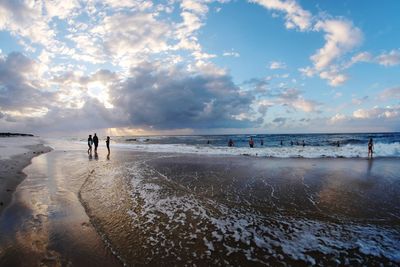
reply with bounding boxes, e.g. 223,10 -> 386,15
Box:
269,61 -> 286,69
292,98 -> 319,112
311,19 -> 363,71
319,69 -> 348,87
44,0 -> 81,19
90,12 -> 171,66
376,49 -> 400,66
250,0 -> 312,31
298,19 -> 363,86
353,106 -> 399,119
271,87 -> 320,113
329,113 -> 346,124
298,66 -> 315,77
102,0 -> 153,10
223,51 -> 240,57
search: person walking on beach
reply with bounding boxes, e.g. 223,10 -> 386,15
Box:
87,134 -> 93,154
249,137 -> 254,148
106,136 -> 110,154
93,133 -> 99,153
368,138 -> 374,159
228,139 -> 234,147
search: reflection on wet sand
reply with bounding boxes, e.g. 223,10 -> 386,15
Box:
0,151 -> 121,266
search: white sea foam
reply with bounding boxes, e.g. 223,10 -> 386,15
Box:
109,142 -> 400,158
125,160 -> 400,264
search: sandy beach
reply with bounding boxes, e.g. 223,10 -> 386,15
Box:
1,141 -> 399,266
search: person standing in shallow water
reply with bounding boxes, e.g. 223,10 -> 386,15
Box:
368,138 -> 374,159
228,139 -> 234,147
106,136 -> 110,154
93,133 -> 99,153
87,135 -> 93,154
249,137 -> 254,148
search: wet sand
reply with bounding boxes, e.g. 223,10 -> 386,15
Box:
80,152 -> 400,266
1,149 -> 399,266
0,151 -> 121,266
0,143 -> 51,216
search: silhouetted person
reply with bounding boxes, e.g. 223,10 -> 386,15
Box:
93,133 -> 99,153
280,140 -> 283,146
337,141 -> 340,147
106,136 -> 110,154
302,140 -> 305,147
228,139 -> 234,147
249,137 -> 254,148
368,138 -> 374,159
290,141 -> 293,146
260,139 -> 264,146
207,140 -> 210,144
88,134 -> 93,154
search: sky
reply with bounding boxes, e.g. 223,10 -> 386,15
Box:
0,0 -> 399,136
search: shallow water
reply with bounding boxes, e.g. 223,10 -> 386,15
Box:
79,152 -> 400,266
0,151 -> 121,266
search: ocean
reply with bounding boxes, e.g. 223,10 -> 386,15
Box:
73,132 -> 400,158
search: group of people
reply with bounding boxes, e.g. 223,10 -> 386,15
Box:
87,133 -> 110,155
228,137 -> 307,148
227,137 -> 375,158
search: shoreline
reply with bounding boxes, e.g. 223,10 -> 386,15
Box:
0,143 -> 52,216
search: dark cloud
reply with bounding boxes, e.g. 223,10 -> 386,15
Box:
26,98 -> 122,131
0,52 -> 54,110
1,53 -> 256,133
272,117 -> 287,126
112,62 -> 255,129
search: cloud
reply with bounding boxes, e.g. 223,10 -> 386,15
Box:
223,51 -> 240,57
250,0 -> 312,31
353,106 -> 399,119
311,19 -> 363,71
277,88 -> 320,112
319,69 -> 348,87
325,106 -> 400,132
111,61 -> 255,129
379,87 -> 400,100
272,117 -> 286,125
269,61 -> 286,70
329,113 -> 346,124
376,49 -> 400,66
351,96 -> 369,105
344,50 -> 400,69
0,52 -> 53,112
90,12 -> 171,65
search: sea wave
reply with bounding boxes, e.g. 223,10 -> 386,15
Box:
109,142 -> 400,158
